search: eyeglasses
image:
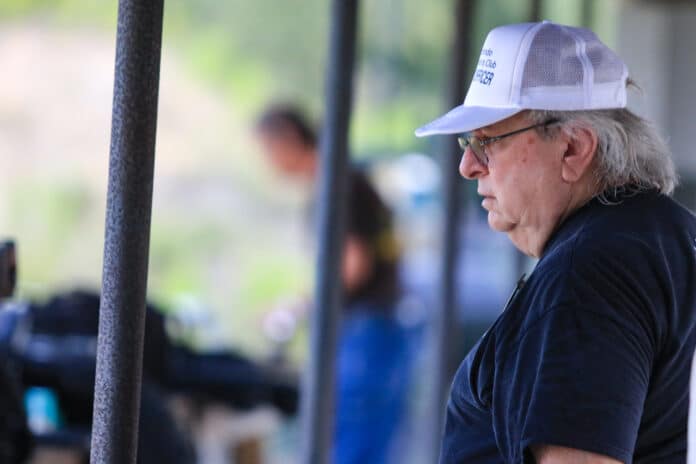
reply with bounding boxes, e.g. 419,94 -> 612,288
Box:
457,119 -> 560,166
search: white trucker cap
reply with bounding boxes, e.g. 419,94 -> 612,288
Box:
415,20 -> 629,137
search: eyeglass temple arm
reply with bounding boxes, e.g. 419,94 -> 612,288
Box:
483,119 -> 561,146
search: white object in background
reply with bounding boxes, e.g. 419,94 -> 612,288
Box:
689,350 -> 696,464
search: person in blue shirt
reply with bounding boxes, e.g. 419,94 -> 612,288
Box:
334,167 -> 410,464
256,105 -> 412,463
415,21 -> 696,463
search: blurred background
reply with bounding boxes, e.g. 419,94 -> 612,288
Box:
1,0 -> 695,463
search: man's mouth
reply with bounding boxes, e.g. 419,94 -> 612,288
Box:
479,193 -> 495,209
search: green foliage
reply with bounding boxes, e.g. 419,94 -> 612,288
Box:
0,0 -> 115,25
6,180 -> 99,290
237,252 -> 310,308
163,0 -> 329,116
0,0 -> 618,147
1,0 -> 615,158
148,221 -> 228,304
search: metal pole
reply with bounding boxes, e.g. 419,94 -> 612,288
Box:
89,0 -> 164,462
581,0 -> 594,28
427,1 -> 476,462
300,1 -> 359,464
530,0 -> 543,22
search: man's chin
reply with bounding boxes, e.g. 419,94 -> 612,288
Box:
487,212 -> 515,232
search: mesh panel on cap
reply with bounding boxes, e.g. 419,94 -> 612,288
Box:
575,28 -> 626,84
521,24 -> 585,90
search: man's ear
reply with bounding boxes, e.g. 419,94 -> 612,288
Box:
561,126 -> 597,183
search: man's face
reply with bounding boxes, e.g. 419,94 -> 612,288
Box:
256,130 -> 314,179
459,112 -> 571,245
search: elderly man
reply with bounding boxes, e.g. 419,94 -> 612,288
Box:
416,21 -> 696,464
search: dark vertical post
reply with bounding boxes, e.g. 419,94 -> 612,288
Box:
300,1 -> 359,464
427,1 -> 475,462
530,0 -> 543,22
581,0 -> 594,27
89,0 -> 164,463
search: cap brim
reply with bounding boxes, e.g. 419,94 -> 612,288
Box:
415,105 -> 522,137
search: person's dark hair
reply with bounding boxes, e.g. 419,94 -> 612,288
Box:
344,171 -> 401,309
256,104 -> 318,148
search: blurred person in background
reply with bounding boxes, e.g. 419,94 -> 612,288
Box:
416,21 -> 696,464
12,289 -> 297,464
0,358 -> 31,463
0,256 -> 296,463
256,105 -> 412,463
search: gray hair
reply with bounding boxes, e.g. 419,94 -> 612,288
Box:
527,106 -> 677,203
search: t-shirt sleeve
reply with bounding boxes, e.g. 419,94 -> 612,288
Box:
500,304 -> 653,463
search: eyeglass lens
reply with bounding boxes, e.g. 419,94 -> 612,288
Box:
458,136 -> 488,166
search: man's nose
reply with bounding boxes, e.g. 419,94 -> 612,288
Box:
459,147 -> 488,179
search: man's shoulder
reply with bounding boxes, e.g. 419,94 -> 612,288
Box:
585,191 -> 694,233
545,192 -> 694,268
519,192 -> 694,338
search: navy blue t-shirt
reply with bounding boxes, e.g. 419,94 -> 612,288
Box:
441,191 -> 696,463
